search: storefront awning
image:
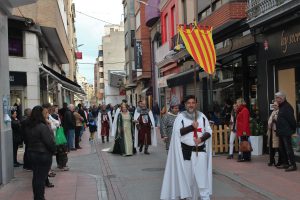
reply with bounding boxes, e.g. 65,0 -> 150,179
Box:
40,64 -> 85,95
167,68 -> 200,88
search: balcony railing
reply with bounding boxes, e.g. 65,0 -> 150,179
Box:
247,0 -> 287,19
171,33 -> 184,50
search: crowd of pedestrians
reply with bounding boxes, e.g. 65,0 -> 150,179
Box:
9,90 -> 298,200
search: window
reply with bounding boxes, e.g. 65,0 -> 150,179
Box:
8,28 -> 23,57
171,6 -> 176,37
131,30 -> 135,47
182,0 -> 187,24
98,50 -> 103,57
125,32 -> 129,49
164,14 -> 169,42
136,11 -> 141,30
124,3 -> 128,21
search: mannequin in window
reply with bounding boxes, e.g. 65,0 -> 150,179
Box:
14,98 -> 22,120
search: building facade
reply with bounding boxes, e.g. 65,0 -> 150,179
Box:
0,0 -> 37,185
102,24 -> 126,106
9,0 -> 83,111
247,0 -> 300,156
123,0 -> 137,106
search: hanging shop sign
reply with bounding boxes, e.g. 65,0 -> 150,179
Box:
134,41 -> 143,69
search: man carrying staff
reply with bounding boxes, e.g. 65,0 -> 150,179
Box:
134,101 -> 157,154
160,95 -> 212,200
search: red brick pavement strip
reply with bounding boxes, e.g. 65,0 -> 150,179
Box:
213,155 -> 300,200
95,144 -> 128,200
0,131 -> 99,200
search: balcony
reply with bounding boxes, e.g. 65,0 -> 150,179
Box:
145,0 -> 161,27
247,0 -> 300,28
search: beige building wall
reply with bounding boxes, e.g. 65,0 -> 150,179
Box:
12,0 -> 76,80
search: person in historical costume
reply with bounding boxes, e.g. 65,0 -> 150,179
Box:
134,101 -> 157,154
111,103 -> 136,156
160,96 -> 180,151
97,105 -> 113,143
267,101 -> 281,166
161,95 -> 212,200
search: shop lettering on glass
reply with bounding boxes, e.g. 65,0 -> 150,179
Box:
281,30 -> 300,54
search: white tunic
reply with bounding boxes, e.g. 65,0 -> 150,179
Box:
160,111 -> 213,200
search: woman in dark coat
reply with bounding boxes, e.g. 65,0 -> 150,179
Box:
24,106 -> 56,200
11,110 -> 23,167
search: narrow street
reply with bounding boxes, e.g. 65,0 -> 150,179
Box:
0,129 -> 300,200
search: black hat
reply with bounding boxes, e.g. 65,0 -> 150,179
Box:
184,95 -> 197,103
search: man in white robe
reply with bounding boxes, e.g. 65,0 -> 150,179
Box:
160,95 -> 212,200
97,105 -> 113,143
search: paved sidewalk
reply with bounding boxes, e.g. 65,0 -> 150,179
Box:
213,155 -> 300,200
0,130 -> 104,200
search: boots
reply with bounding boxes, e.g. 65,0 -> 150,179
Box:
102,136 -> 105,144
144,145 -> 150,155
139,145 -> 143,152
107,136 -> 109,142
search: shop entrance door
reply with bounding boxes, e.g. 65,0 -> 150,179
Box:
277,68 -> 296,117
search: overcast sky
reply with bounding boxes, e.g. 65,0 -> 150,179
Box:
73,0 -> 123,84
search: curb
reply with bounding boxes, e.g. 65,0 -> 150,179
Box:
213,168 -> 285,200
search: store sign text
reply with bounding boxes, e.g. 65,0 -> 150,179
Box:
281,30 -> 300,54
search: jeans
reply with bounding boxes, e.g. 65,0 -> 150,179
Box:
80,125 -> 84,138
28,151 -> 52,200
229,131 -> 236,155
66,129 -> 75,150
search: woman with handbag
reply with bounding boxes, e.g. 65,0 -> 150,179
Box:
236,98 -> 252,162
267,101 -> 281,166
50,105 -> 69,171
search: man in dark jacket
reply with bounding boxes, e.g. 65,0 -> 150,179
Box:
275,91 -> 297,171
63,104 -> 76,151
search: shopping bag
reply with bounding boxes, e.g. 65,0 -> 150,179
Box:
55,127 -> 67,145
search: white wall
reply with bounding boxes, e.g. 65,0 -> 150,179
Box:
103,25 -> 126,105
0,9 -> 14,185
9,32 -> 40,108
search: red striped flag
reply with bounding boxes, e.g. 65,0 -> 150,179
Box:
178,24 -> 216,74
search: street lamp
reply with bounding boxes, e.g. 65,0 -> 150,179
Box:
77,44 -> 84,48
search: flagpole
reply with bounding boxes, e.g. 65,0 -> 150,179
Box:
193,64 -> 198,156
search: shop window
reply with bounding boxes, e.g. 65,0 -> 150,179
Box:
8,28 -> 23,57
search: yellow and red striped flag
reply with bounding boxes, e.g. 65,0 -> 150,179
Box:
178,24 -> 216,74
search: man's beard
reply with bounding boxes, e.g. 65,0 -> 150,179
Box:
187,107 -> 196,113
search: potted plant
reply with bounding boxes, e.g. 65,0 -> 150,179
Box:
250,118 -> 265,155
